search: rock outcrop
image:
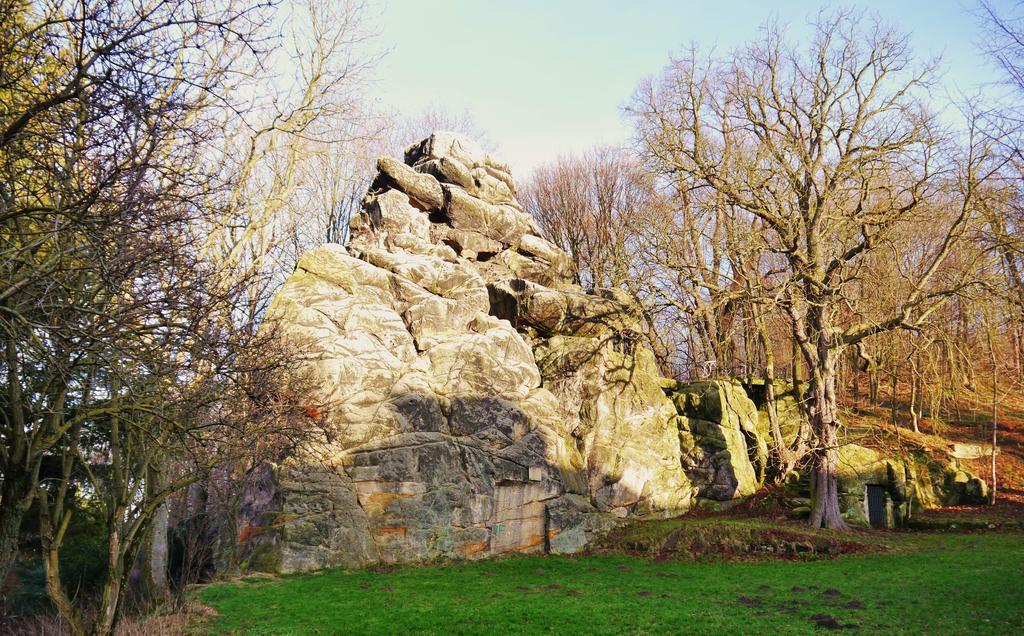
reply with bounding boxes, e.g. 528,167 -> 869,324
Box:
243,133 -> 989,572
836,444 -> 989,524
671,380 -> 767,503
251,133 -> 699,572
779,439 -> 990,529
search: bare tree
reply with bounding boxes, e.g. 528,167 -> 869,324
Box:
200,0 -> 380,323
522,147 -> 682,368
630,12 -> 996,528
977,1 -> 1024,382
979,1 -> 1024,96
0,0 -> 270,591
523,147 -> 641,290
0,0 -> 375,632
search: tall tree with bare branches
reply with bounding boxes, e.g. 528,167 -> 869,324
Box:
630,12 -> 995,528
0,0 -> 376,631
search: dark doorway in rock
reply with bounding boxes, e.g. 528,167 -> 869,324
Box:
866,484 -> 886,528
739,427 -> 764,483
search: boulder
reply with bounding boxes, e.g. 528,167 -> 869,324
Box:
349,189 -> 431,244
833,444 -> 912,527
781,443 -> 991,528
517,234 -> 572,276
433,226 -> 503,261
415,155 -> 521,210
415,156 -> 476,190
375,156 -> 444,210
405,131 -> 513,188
535,335 -> 694,517
444,185 -> 536,246
487,278 -> 639,337
678,417 -> 759,501
742,378 -> 807,449
259,244 -> 596,570
912,455 -> 989,508
671,380 -> 768,500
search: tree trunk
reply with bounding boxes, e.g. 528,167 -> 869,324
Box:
91,512 -> 132,636
909,357 -> 922,434
756,313 -> 799,479
0,475 -> 28,589
44,539 -> 86,636
991,400 -> 998,506
0,340 -> 36,588
890,369 -> 898,426
851,355 -> 860,410
38,489 -> 86,636
807,348 -> 848,530
1015,325 -> 1023,384
791,335 -> 802,382
990,329 -> 999,505
142,467 -> 170,603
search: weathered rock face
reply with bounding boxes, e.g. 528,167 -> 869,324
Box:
833,444 -> 989,527
742,378 -> 808,450
536,337 -> 693,517
243,133 -> 990,572
251,133 -> 691,572
670,380 -> 766,503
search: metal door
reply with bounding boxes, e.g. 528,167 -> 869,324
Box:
866,484 -> 886,528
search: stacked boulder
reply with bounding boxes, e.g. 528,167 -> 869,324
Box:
254,133 -> 699,572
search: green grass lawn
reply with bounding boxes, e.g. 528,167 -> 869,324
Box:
196,529 -> 1024,635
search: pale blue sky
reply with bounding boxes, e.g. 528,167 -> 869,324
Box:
369,0 -> 1010,175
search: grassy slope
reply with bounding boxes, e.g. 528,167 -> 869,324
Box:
197,527 -> 1024,635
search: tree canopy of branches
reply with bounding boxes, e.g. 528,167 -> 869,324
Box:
524,147 -> 652,291
0,1 -> 374,632
629,11 -> 998,528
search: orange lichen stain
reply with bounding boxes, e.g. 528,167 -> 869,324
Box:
455,540 -> 489,556
238,525 -> 266,544
498,535 -> 548,554
524,534 -> 546,548
372,526 -> 407,539
304,405 -> 321,419
362,492 -> 401,514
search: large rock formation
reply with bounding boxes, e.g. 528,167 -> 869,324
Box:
250,133 -> 701,572
243,133 -> 988,572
